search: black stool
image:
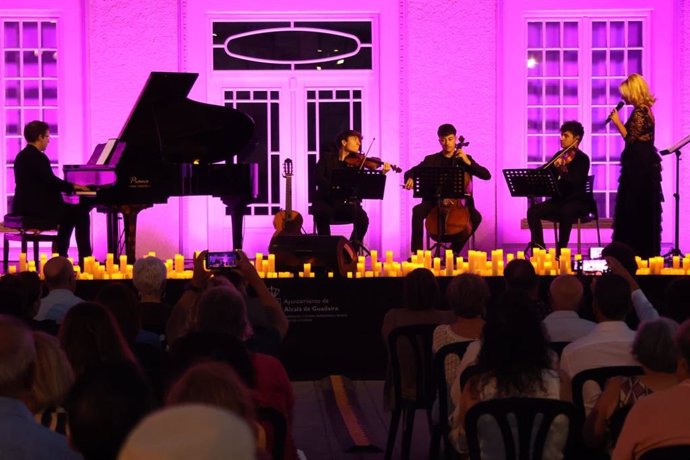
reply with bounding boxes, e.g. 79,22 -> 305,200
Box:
3,214 -> 59,272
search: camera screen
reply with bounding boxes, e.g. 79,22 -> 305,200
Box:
206,251 -> 239,269
581,259 -> 609,275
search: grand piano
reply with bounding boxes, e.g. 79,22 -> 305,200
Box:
64,72 -> 257,260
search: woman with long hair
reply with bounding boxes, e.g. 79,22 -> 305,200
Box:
609,73 -> 663,258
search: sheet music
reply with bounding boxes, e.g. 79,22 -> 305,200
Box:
96,138 -> 117,165
661,134 -> 690,155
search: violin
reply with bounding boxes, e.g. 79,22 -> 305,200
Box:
542,140 -> 578,174
343,152 -> 402,173
424,135 -> 473,244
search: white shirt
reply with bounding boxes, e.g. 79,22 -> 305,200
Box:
542,310 -> 596,342
560,321 -> 638,414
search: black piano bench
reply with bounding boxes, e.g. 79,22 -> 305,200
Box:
2,215 -> 59,273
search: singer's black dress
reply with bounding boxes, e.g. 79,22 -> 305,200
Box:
612,105 -> 663,258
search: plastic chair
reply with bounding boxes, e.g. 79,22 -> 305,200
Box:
429,341 -> 472,460
256,406 -> 287,460
465,397 -> 579,460
460,364 -> 483,393
384,324 -> 437,460
571,365 -> 643,420
639,445 -> 690,459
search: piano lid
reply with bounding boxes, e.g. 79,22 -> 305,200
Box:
118,71 -> 255,164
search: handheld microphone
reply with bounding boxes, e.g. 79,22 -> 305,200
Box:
605,101 -> 625,124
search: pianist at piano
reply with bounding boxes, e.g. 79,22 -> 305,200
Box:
12,120 -> 93,264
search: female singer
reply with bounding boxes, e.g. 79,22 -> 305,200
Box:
609,73 -> 663,259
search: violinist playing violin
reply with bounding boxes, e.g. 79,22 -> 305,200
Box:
404,123 -> 491,255
527,120 -> 590,252
313,129 -> 392,249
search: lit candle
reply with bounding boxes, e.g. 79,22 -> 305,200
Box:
328,272 -> 334,278
370,250 -> 378,270
673,256 -> 680,270
433,257 -> 441,273
119,255 -> 127,273
8,265 -> 16,274
174,254 -> 184,273
106,253 -> 114,274
19,253 -> 27,273
386,250 -> 393,264
303,263 -> 311,276
268,254 -> 275,273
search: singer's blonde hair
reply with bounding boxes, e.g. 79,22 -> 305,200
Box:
619,73 -> 656,108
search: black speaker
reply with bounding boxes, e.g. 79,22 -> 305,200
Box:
268,235 -> 357,276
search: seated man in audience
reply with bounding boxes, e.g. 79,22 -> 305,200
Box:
613,319 -> 690,460
560,273 -> 638,414
132,256 -> 171,337
34,257 -> 83,323
543,274 -> 595,342
0,315 -> 81,459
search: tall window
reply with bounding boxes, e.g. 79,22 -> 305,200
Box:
525,16 -> 648,218
1,18 -> 60,212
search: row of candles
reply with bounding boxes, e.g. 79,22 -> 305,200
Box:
6,249 -> 690,280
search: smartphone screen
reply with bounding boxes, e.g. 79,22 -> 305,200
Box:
581,259 -> 609,275
205,251 -> 239,269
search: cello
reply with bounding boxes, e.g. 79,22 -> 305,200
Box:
424,137 -> 473,245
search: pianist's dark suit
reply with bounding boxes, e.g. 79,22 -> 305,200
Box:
13,144 -> 92,261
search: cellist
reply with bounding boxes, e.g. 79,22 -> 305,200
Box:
527,120 -> 590,251
404,123 -> 491,255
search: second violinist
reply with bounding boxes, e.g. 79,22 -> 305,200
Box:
527,120 -> 591,252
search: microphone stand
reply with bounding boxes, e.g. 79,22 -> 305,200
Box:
660,134 -> 690,259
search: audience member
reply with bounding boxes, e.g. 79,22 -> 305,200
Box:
449,292 -> 562,456
585,318 -> 679,451
560,273 -> 638,414
381,268 -> 453,408
118,404 -> 256,460
433,273 -> 488,384
59,302 -> 138,377
65,361 -> 155,460
543,274 -> 595,342
169,285 -> 297,460
613,319 -> 690,459
503,258 -> 550,319
132,256 -> 172,336
34,256 -> 83,323
381,267 -> 453,339
29,331 -> 74,434
0,315 -> 80,459
664,276 -> 690,324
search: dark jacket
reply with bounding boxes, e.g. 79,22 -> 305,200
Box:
12,144 -> 73,222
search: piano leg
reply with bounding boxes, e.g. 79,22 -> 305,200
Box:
221,195 -> 249,249
111,204 -> 152,261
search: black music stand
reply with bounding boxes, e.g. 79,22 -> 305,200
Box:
412,166 -> 466,257
330,169 -> 386,255
503,168 -> 559,254
660,134 -> 690,259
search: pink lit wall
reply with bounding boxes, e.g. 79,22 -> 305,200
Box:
2,0 -> 689,260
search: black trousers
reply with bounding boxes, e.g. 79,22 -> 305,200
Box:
411,201 -> 482,254
527,198 -> 589,249
56,203 -> 92,262
312,199 -> 369,243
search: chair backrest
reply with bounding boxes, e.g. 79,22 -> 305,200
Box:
571,365 -> 643,419
387,324 -> 437,408
433,341 -> 472,430
639,445 -> 690,460
256,406 -> 287,460
582,175 -> 598,220
465,397 -> 579,460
